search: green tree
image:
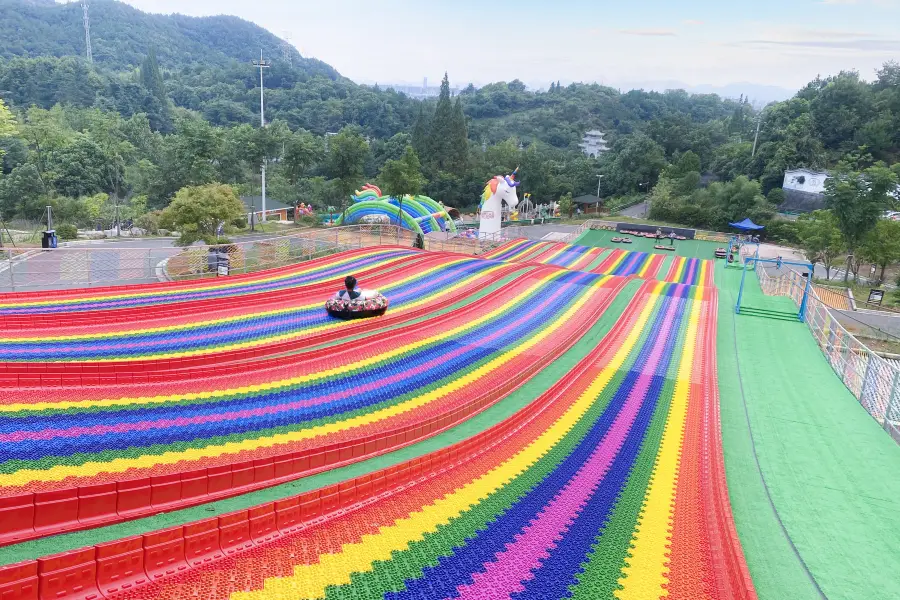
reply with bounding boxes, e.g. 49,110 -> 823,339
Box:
378,146 -> 427,201
447,97 -> 469,174
809,71 -> 874,150
327,127 -> 370,207
159,183 -> 246,246
797,210 -> 845,280
558,193 -> 575,218
411,105 -> 431,160
860,219 -> 900,283
766,188 -> 786,206
425,73 -> 469,174
139,48 -> 172,131
148,114 -> 223,207
647,177 -> 678,222
47,135 -> 111,198
519,143 -> 556,202
282,131 -> 321,184
0,99 -> 16,155
601,133 -> 667,195
825,163 -> 899,281
0,164 -> 45,218
428,73 -> 455,170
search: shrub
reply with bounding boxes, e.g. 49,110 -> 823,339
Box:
55,223 -> 78,240
135,211 -> 162,235
764,219 -> 801,245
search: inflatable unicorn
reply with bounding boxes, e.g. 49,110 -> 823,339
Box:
479,169 -> 520,238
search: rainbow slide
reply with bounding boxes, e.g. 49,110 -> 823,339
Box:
664,256 -> 715,286
0,243 -> 754,600
593,248 -> 666,278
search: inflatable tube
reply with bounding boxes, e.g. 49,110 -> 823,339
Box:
325,292 -> 389,319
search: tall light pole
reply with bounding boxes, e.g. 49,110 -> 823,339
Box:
596,175 -> 604,198
252,51 -> 271,223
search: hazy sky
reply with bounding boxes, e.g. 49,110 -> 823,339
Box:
118,0 -> 899,91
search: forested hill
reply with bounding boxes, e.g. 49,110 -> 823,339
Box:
0,0 -> 897,239
0,0 -> 337,77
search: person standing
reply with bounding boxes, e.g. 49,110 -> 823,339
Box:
668,231 -> 677,246
656,228 -> 662,243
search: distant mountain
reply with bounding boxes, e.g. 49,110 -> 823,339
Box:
614,80 -> 795,107
0,0 -> 339,78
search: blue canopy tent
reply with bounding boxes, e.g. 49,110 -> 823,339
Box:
729,218 -> 765,231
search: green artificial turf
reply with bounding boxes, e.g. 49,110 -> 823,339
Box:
717,263 -> 900,600
576,228 -> 724,260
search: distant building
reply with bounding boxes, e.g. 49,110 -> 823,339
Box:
780,169 -> 828,214
385,82 -> 460,100
780,168 -> 900,214
579,130 -> 609,158
783,168 -> 829,194
241,196 -> 292,223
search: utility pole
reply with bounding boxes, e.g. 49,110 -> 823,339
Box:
596,175 -> 604,198
751,112 -> 763,158
252,51 -> 271,223
81,1 -> 93,64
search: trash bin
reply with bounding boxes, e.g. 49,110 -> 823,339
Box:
42,230 -> 57,249
207,248 -> 230,276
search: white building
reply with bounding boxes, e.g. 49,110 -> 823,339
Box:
783,168 -> 829,194
580,130 -> 609,158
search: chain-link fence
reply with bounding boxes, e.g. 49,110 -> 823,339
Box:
0,225 -> 504,292
756,264 -> 900,443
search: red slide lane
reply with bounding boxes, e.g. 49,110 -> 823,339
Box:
0,245 -> 398,305
0,252 -> 444,337
1,265 -> 569,401
0,262 -> 530,386
0,251 -> 430,331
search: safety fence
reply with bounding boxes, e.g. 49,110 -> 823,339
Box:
755,263 -> 900,443
0,226 -> 501,292
812,284 -> 852,311
1,221 -> 732,292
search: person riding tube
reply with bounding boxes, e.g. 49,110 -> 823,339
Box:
325,275 -> 388,319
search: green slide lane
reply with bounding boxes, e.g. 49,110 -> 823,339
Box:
717,263 -> 900,600
656,254 -> 675,280
0,279 -> 643,566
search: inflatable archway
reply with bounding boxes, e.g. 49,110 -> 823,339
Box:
335,185 -> 458,235
336,201 -> 423,234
